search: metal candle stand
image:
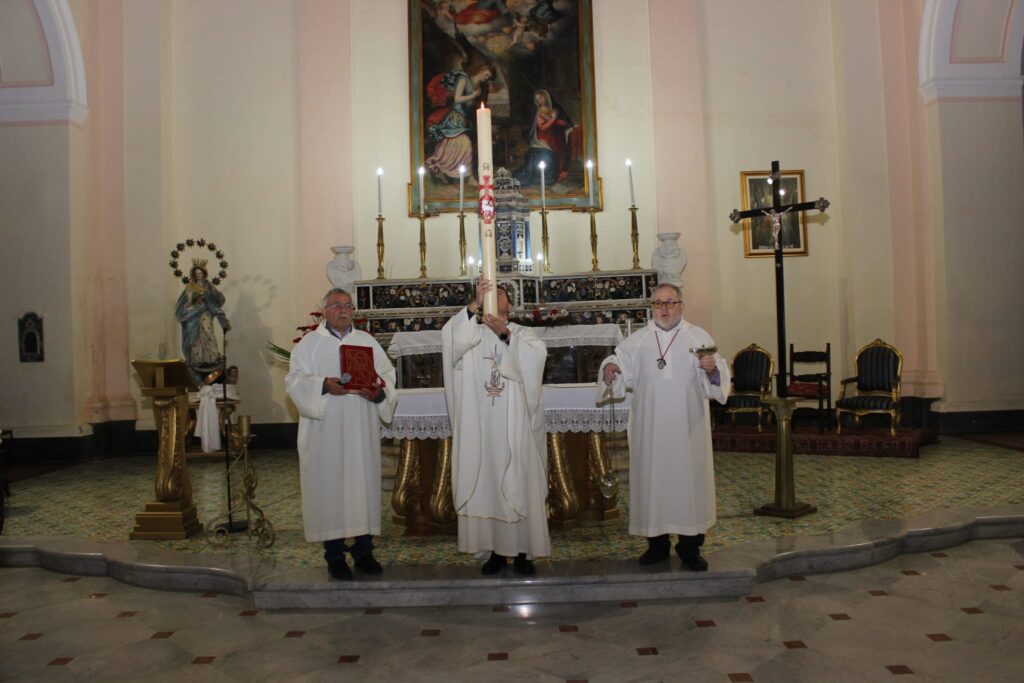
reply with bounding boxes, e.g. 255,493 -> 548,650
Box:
205,415 -> 276,548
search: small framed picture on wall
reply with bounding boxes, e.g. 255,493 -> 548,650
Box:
740,169 -> 809,257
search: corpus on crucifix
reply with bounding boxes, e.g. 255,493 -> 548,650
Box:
728,160 -> 830,398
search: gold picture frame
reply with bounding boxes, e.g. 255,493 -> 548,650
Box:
740,169 -> 809,257
408,0 -> 599,214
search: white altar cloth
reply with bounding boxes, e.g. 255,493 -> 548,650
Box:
381,383 -> 631,440
387,324 -> 623,359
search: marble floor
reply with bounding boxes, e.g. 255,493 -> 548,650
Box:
2,537 -> 1022,682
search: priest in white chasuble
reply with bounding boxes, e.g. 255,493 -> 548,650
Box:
442,276 -> 550,575
598,283 -> 730,571
285,288 -> 397,581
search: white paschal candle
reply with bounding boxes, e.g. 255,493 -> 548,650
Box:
477,103 -> 497,315
538,161 -> 546,210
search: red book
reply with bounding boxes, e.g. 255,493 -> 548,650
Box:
340,345 -> 382,392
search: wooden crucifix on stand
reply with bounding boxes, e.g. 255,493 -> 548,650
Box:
728,159 -> 829,519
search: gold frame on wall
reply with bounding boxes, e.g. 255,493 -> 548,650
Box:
740,169 -> 809,257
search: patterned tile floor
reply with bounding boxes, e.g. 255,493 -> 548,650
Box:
3,436 -> 1022,569
1,538 -> 1022,681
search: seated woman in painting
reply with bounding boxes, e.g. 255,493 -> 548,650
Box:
516,89 -> 579,186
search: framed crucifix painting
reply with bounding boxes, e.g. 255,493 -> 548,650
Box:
740,170 -> 809,257
408,0 -> 599,214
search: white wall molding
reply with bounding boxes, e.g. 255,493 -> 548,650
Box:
919,0 -> 1023,103
0,0 -> 88,124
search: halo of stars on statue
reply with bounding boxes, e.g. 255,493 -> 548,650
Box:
168,238 -> 229,285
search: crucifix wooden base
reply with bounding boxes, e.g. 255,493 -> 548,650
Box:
754,398 -> 817,519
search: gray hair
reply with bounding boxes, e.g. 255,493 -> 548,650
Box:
321,287 -> 353,308
652,282 -> 682,301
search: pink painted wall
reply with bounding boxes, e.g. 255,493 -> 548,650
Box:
648,0 -> 714,329
878,0 -> 943,397
82,0 -> 135,423
298,0 -> 353,309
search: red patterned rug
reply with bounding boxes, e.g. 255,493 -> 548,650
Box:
712,426 -> 937,458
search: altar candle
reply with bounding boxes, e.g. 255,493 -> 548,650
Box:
538,160 -> 546,210
587,159 -> 595,208
626,159 -> 635,206
376,168 -> 383,215
418,166 -> 425,215
477,103 -> 497,315
458,165 -> 465,214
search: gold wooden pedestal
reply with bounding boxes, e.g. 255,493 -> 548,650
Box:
391,432 -> 619,535
130,499 -> 202,540
754,397 -> 817,519
130,360 -> 204,540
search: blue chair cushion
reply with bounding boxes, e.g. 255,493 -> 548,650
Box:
727,395 -> 764,409
836,396 -> 896,411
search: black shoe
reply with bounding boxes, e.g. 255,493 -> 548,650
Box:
638,547 -> 670,565
354,554 -> 383,575
513,553 -> 536,576
481,552 -> 507,575
677,548 -> 709,572
328,559 -> 353,580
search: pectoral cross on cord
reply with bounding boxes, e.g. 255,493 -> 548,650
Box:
655,329 -> 680,370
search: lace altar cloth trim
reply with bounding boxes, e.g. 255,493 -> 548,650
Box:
387,324 -> 623,359
380,384 -> 630,439
381,409 -> 627,440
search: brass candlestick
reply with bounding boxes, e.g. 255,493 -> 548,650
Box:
572,205 -> 600,271
540,208 -> 551,273
629,205 -> 640,270
587,206 -> 600,271
458,211 -> 467,276
418,211 -> 428,278
375,214 -> 386,279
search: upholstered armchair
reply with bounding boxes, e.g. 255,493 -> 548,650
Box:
724,344 -> 774,432
835,339 -> 903,436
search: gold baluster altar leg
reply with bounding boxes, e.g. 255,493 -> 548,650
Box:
428,437 -> 455,526
392,439 -> 420,525
546,433 -> 580,530
583,432 -> 619,521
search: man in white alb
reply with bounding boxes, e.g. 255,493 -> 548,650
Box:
442,276 -> 550,575
599,283 -> 730,571
286,288 -> 397,580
